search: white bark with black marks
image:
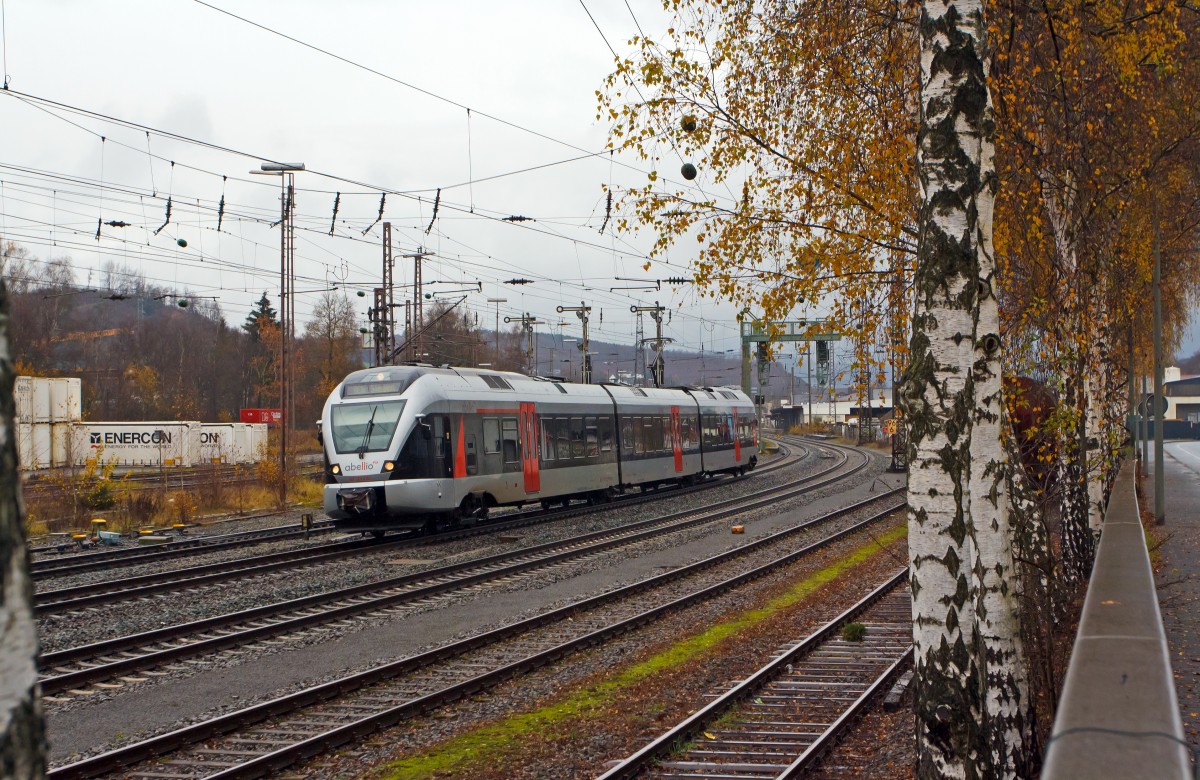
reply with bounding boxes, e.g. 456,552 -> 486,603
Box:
0,276 -> 46,778
904,0 -> 995,776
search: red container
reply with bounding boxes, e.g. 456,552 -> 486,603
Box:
240,408 -> 282,426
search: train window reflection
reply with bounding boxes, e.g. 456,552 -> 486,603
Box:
330,400 -> 406,454
483,418 -> 500,454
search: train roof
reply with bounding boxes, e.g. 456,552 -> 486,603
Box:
337,365 -> 753,405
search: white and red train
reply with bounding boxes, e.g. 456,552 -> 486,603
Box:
320,365 -> 758,535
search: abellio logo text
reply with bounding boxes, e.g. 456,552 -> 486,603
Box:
342,460 -> 379,473
89,430 -> 172,447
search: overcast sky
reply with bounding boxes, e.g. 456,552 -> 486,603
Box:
1,1 -> 1195,363
0,0 -> 779,358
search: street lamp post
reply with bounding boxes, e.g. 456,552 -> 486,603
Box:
252,162 -> 304,508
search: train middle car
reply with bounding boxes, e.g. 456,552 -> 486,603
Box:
320,365 -> 757,535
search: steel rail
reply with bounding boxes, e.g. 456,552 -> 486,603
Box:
48,477 -> 902,779
596,568 -> 910,780
29,520 -> 337,579
31,438 -> 798,581
38,442 -> 851,696
34,442 -> 801,611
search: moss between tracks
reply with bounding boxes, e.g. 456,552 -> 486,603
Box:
375,522 -> 908,780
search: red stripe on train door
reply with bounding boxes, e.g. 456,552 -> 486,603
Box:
671,405 -> 683,472
454,415 -> 467,478
519,402 -> 541,493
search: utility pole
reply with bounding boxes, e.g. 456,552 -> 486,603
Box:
807,342 -> 812,426
370,287 -> 387,367
400,248 -> 434,361
557,302 -> 593,383
381,223 -> 395,362
251,162 -> 304,508
487,297 -> 507,366
403,300 -> 412,361
1153,196 -> 1165,523
504,313 -> 543,375
631,302 -> 671,387
634,312 -> 646,386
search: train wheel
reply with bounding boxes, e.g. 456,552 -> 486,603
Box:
541,499 -> 555,511
458,495 -> 486,527
370,530 -> 386,540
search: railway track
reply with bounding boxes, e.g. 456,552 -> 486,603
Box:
37,441 -> 860,698
23,466 -> 325,504
29,518 -> 338,581
47,463 -> 902,778
598,569 -> 911,780
34,438 -> 804,599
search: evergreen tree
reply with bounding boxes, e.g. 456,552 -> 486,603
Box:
242,292 -> 278,340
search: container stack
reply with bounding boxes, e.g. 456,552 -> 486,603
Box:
15,376 -> 81,469
14,376 -> 269,471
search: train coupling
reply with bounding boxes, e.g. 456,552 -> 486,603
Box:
336,488 -> 375,514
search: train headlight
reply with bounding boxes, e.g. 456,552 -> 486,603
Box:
383,461 -> 395,472
331,464 -> 341,475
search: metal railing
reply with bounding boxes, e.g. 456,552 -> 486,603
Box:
1042,461 -> 1191,779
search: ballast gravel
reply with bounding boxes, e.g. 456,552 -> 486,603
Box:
44,442 -> 899,767
37,445 -> 828,653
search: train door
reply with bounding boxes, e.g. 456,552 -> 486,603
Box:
501,417 -> 521,474
732,410 -> 741,462
670,406 -> 683,472
482,417 -> 502,475
519,402 -> 541,493
431,415 -> 453,478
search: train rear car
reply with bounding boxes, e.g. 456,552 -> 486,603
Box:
687,387 -> 758,476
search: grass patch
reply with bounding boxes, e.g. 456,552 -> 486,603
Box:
841,622 -> 868,642
376,522 -> 907,780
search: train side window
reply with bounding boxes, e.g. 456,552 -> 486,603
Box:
483,418 -> 501,454
541,418 -> 555,462
682,415 -> 696,451
622,418 -> 633,452
651,416 -> 664,453
661,415 -> 671,451
571,417 -> 584,458
642,419 -> 653,454
501,417 -> 520,463
585,417 -> 599,457
556,417 -> 571,460
633,416 -> 644,454
600,417 -> 613,453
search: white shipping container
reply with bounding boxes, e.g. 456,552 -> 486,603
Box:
31,378 -> 51,422
247,424 -> 268,460
50,378 -> 82,422
200,423 -> 244,463
71,422 -> 201,467
31,423 -> 52,469
16,423 -> 32,470
50,422 -> 70,467
15,377 -> 32,422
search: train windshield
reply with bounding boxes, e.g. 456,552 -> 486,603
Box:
330,400 -> 406,454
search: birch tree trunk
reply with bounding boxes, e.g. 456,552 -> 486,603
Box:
902,0 -> 993,775
970,141 -> 1034,775
0,276 -> 46,778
